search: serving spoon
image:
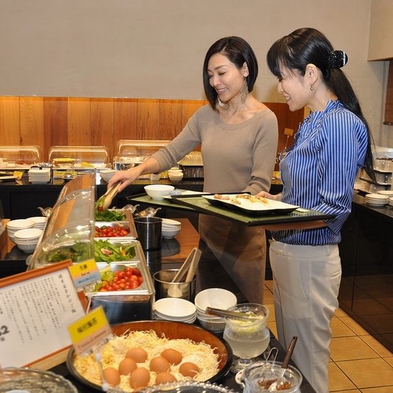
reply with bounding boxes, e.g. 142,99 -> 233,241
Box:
268,336 -> 298,391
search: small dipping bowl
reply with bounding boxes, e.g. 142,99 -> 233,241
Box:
237,360 -> 303,393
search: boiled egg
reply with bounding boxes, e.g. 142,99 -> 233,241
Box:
161,348 -> 183,365
126,347 -> 148,363
155,371 -> 177,385
129,367 -> 150,390
119,357 -> 137,375
179,362 -> 200,378
103,367 -> 120,387
149,356 -> 171,373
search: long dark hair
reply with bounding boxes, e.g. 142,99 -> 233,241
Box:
203,36 -> 259,110
267,27 -> 375,180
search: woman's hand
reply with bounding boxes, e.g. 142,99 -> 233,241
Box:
256,191 -> 282,201
107,168 -> 139,192
107,157 -> 161,192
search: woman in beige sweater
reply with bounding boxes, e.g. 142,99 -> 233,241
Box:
109,36 -> 278,303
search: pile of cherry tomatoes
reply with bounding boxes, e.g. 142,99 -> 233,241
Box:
96,267 -> 144,292
95,224 -> 130,238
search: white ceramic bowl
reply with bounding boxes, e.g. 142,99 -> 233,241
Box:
144,185 -> 175,200
26,216 -> 47,228
194,288 -> 237,314
7,219 -> 35,242
14,228 -> 43,241
162,218 -> 182,226
196,314 -> 226,333
7,219 -> 35,231
162,227 -> 181,239
154,297 -> 196,319
15,241 -> 38,253
100,169 -> 116,182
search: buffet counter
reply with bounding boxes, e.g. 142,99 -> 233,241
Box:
0,217 -> 316,392
0,174 -> 284,220
338,192 -> 393,352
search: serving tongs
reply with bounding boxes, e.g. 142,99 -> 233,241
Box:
205,307 -> 261,322
96,182 -> 121,211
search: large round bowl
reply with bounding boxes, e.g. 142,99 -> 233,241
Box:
66,320 -> 233,391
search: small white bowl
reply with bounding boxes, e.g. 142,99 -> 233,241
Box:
100,169 -> 116,182
154,298 -> 196,319
162,218 -> 182,226
162,227 -> 181,239
16,241 -> 38,253
194,288 -> 237,314
169,174 -> 184,184
26,216 -> 47,228
14,228 -> 43,241
144,185 -> 175,200
196,314 -> 226,333
7,219 -> 35,230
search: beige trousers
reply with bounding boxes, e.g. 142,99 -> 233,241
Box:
198,214 -> 267,304
269,241 -> 341,393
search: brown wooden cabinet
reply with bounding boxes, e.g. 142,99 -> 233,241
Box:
385,60 -> 393,125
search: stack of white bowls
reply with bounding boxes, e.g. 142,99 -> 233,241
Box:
168,167 -> 184,184
7,219 -> 35,242
162,218 -> 182,239
194,288 -> 237,333
28,168 -> 51,184
26,216 -> 47,230
153,297 -> 197,324
365,193 -> 389,207
13,228 -> 43,253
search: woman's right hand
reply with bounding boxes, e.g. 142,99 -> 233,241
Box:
107,157 -> 161,192
257,191 -> 282,201
107,168 -> 140,192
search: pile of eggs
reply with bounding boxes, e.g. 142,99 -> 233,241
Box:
103,346 -> 200,390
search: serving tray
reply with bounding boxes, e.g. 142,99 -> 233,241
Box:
202,193 -> 299,216
171,194 -> 334,227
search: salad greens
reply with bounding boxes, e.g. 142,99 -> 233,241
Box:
94,208 -> 126,222
94,239 -> 136,262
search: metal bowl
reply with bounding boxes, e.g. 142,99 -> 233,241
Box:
66,320 -> 233,392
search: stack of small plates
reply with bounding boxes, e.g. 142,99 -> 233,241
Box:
153,298 -> 197,324
28,168 -> 51,184
365,193 -> 389,207
390,197 -> 393,207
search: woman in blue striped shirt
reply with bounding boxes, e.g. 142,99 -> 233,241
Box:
260,28 -> 375,393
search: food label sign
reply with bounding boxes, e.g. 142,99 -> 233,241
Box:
68,258 -> 101,288
67,306 -> 112,355
0,261 -> 86,367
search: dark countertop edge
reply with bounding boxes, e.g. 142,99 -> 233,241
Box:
352,192 -> 393,221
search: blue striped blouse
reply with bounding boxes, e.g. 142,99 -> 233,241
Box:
272,100 -> 368,245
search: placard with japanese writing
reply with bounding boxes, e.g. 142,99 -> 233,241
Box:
0,261 -> 85,367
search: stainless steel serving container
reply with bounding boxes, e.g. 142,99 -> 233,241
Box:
87,246 -> 155,324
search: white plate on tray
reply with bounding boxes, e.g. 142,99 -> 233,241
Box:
203,194 -> 299,215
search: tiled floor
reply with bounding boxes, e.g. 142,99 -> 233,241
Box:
264,280 -> 393,393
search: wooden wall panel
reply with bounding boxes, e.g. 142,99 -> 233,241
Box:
91,98 -> 114,152
0,97 -> 20,146
20,97 -> 45,149
113,99 -> 138,150
0,96 -> 304,163
43,97 -> 68,151
67,98 -> 91,145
